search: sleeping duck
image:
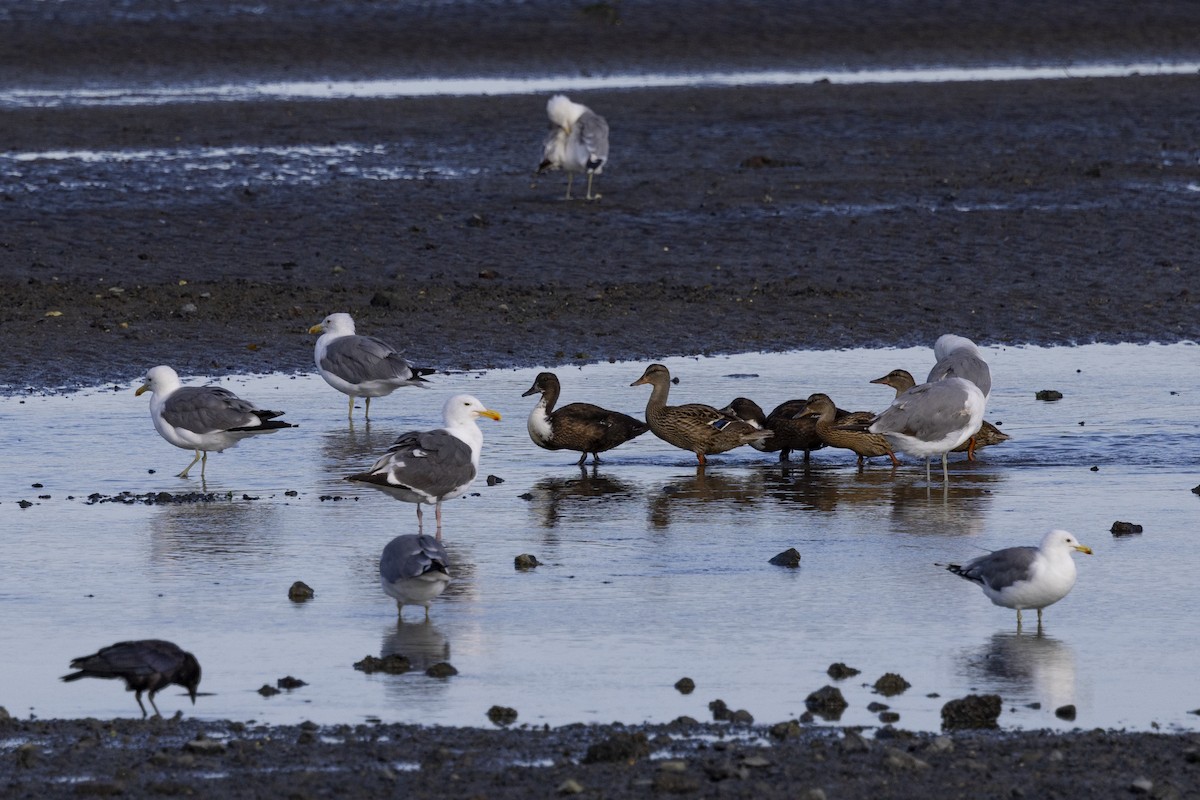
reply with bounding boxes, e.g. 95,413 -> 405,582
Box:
870,368 -> 1010,459
719,397 -> 828,463
630,364 -> 770,466
523,372 -> 649,465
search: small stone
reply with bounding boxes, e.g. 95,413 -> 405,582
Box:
879,711 -> 901,724
486,705 -> 518,726
15,743 -> 38,768
288,581 -> 315,601
257,684 -> 281,697
839,731 -> 871,753
1055,704 -> 1077,721
674,677 -> 695,694
827,662 -> 860,680
277,676 -> 307,690
486,474 -> 504,485
1130,777 -> 1154,794
183,738 -> 226,755
941,694 -> 1002,730
741,755 -> 771,768
557,778 -> 584,795
659,760 -> 688,773
805,686 -> 848,720
926,736 -> 954,754
769,548 -> 801,567
426,662 -> 458,678
708,699 -> 731,721
583,732 -> 650,763
769,720 -> 801,740
874,672 -> 912,697
729,709 -> 754,725
1035,390 -> 1063,401
514,553 -> 541,569
353,654 -> 411,674
1110,521 -> 1144,535
884,747 -> 930,771
867,701 -> 890,712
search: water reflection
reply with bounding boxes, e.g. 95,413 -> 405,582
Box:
648,467 -> 763,528
526,467 -> 639,529
149,500 -> 281,564
320,423 -> 401,477
381,621 -> 451,671
962,631 -> 1077,711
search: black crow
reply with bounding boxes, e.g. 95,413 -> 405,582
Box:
61,639 -> 202,718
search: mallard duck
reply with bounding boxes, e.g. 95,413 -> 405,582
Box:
719,397 -> 827,463
867,377 -> 986,483
347,395 -> 501,539
522,371 -> 649,465
136,365 -> 296,479
871,368 -> 1010,458
797,393 -> 899,466
309,312 -> 435,420
537,94 -> 609,200
630,364 -> 770,466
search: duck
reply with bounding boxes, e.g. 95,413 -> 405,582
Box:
718,397 -> 827,463
522,372 -> 649,465
630,364 -> 770,466
537,94 -> 609,200
871,368 -> 1010,459
796,393 -> 899,466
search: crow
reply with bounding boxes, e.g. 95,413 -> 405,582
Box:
61,639 -> 202,718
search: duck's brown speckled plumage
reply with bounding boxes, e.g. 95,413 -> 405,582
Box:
630,364 -> 770,466
800,393 -> 900,466
522,372 -> 649,465
871,369 -> 1010,457
720,397 -> 827,462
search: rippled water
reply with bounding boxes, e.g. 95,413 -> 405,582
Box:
1,344 -> 1197,731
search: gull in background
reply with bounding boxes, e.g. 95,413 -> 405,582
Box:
538,94 -> 609,200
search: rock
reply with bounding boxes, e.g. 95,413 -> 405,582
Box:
769,548 -> 801,567
486,705 -> 518,727
741,755 -> 771,768
486,474 -> 504,485
658,760 -> 688,773
874,672 -> 912,696
1110,521 -> 1144,535
674,677 -> 695,694
1035,390 -> 1063,401
557,778 -> 584,795
277,676 -> 307,690
769,720 -> 801,740
184,738 -> 226,755
925,736 -> 955,754
941,694 -> 1002,730
1192,485 -> 1200,496
353,654 -> 411,674
0,706 -> 10,723
708,699 -> 732,721
729,709 -> 754,725
426,662 -> 458,678
867,701 -> 889,712
288,581 -> 315,601
879,711 -> 901,724
805,686 -> 848,720
257,684 -> 281,697
1130,777 -> 1154,794
827,662 -> 861,680
884,747 -> 930,771
15,743 -> 38,768
839,731 -> 871,753
1055,704 -> 1077,721
582,732 -> 650,764
514,553 -> 541,569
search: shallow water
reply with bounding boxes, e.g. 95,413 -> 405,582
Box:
1,344 -> 1197,732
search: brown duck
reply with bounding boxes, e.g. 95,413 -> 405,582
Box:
870,368 -> 1010,459
798,392 -> 900,466
523,372 -> 649,465
719,397 -> 827,463
630,364 -> 770,466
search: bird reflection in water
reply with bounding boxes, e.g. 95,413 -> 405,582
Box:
963,631 -> 1077,713
648,466 -> 762,529
381,621 -> 451,673
527,466 -> 638,529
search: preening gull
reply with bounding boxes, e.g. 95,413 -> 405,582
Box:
347,394 -> 501,538
61,639 -> 201,718
380,533 -> 451,620
309,312 -> 434,419
944,529 -> 1093,628
631,363 -> 770,466
136,365 -> 295,479
523,371 -> 648,465
867,376 -> 985,482
928,334 -> 991,397
538,94 -> 609,200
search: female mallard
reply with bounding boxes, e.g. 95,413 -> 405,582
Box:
630,364 -> 770,466
871,368 -> 1010,459
719,397 -> 827,463
522,372 -> 649,465
797,393 -> 900,466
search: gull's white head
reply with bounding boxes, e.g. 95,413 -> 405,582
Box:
1041,528 -> 1094,556
933,334 -> 981,362
546,94 -> 586,128
136,365 -> 181,397
309,312 -> 356,336
443,394 -> 502,426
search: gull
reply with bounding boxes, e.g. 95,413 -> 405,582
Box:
309,312 -> 434,420
61,639 -> 201,718
347,394 -> 501,538
928,334 -> 991,397
523,371 -> 648,465
871,368 -> 1010,459
538,94 -> 609,200
944,529 -> 1093,628
867,376 -> 985,482
136,365 -> 295,479
380,534 -> 451,621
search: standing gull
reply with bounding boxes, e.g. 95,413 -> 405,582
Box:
309,312 -> 434,420
61,639 -> 202,718
347,394 -> 501,538
928,334 -> 991,397
538,94 -> 609,200
630,364 -> 770,466
871,368 -> 1010,459
867,377 -> 985,483
136,365 -> 295,479
380,534 -> 451,621
523,371 -> 649,465
944,529 -> 1093,628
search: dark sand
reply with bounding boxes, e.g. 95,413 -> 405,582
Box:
2,0 -> 1200,795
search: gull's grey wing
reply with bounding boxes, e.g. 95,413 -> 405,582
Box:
321,334 -> 416,385
928,350 -> 991,396
576,110 -> 610,162
872,382 -> 975,440
380,534 -> 450,584
955,546 -> 1040,591
355,430 -> 475,498
160,387 -> 260,433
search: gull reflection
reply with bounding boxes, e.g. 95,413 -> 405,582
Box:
962,631 -> 1077,711
149,499 -> 280,565
319,422 -> 401,475
381,621 -> 451,672
526,466 -> 639,528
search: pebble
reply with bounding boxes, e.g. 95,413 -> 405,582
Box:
288,581 -> 315,602
557,779 -> 584,795
769,548 -> 802,567
426,662 -> 458,678
826,662 -> 861,680
674,677 -> 695,694
941,694 -> 1002,730
514,554 -> 541,569
1035,389 -> 1064,401
486,705 -> 518,727
805,685 -> 849,720
1110,521 -> 1144,535
874,672 -> 911,696
1130,777 -> 1154,794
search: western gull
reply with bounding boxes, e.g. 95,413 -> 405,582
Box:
537,94 -> 609,200
379,533 -> 451,620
